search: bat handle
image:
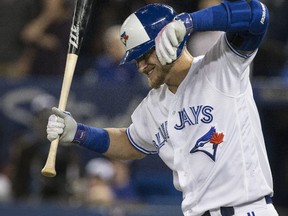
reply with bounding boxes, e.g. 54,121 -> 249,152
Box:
41,54 -> 78,177
41,138 -> 60,177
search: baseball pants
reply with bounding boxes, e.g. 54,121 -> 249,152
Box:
203,196 -> 279,216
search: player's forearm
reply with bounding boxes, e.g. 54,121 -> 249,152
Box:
104,128 -> 146,160
47,108 -> 144,161
73,124 -> 145,160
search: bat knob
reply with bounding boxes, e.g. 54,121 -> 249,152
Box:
41,167 -> 57,177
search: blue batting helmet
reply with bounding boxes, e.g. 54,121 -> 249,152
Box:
119,3 -> 188,65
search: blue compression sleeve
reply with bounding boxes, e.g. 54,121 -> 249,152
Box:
176,0 -> 269,51
72,123 -> 110,153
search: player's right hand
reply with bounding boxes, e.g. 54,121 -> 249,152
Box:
46,107 -> 77,144
155,19 -> 186,65
155,12 -> 193,65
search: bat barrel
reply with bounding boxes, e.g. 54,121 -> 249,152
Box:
68,0 -> 94,55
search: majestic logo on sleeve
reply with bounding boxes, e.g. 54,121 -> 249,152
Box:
190,127 -> 224,161
120,32 -> 129,46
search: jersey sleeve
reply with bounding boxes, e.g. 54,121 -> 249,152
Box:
126,98 -> 158,155
200,33 -> 257,96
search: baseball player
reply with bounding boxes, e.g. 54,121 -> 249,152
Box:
46,0 -> 279,215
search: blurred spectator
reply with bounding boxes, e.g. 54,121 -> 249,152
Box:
84,25 -> 140,85
111,160 -> 138,201
0,164 -> 12,202
9,93 -> 78,201
84,157 -> 115,205
187,0 -> 222,56
0,174 -> 12,202
82,157 -> 139,206
0,0 -> 39,77
76,0 -> 132,75
19,0 -> 74,77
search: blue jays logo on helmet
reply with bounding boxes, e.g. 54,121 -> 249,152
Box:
119,3 -> 188,65
190,127 -> 224,161
120,31 -> 129,46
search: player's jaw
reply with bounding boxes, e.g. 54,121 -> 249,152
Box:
136,49 -> 170,89
149,65 -> 171,89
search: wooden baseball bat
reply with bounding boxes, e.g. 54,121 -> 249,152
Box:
41,0 -> 94,177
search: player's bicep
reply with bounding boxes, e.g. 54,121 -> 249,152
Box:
202,34 -> 254,95
126,125 -> 158,155
126,98 -> 159,155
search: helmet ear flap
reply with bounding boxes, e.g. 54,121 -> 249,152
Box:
120,3 -> 178,65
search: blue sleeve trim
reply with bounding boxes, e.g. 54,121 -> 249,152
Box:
126,128 -> 158,155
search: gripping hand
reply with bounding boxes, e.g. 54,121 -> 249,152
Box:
155,13 -> 193,65
46,107 -> 77,144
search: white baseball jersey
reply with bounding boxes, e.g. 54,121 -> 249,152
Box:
126,34 -> 274,215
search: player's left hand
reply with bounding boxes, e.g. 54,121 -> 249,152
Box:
155,19 -> 186,65
46,107 -> 77,144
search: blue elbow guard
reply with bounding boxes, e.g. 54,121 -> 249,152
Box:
247,0 -> 269,35
226,0 -> 269,51
177,0 -> 269,50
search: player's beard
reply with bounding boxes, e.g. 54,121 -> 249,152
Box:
147,65 -> 170,89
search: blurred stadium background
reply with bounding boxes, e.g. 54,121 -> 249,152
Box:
0,0 -> 287,215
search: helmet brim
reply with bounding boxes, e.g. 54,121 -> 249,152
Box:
120,33 -> 190,65
120,40 -> 155,65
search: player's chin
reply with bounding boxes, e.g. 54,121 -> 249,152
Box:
148,78 -> 164,89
